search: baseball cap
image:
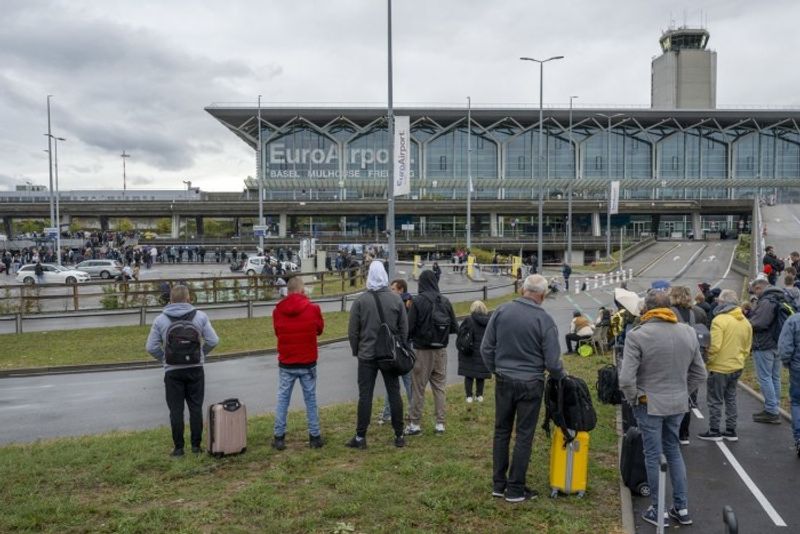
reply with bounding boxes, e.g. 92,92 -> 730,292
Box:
650,280 -> 671,292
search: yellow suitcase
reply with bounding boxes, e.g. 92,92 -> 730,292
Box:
549,427 -> 589,498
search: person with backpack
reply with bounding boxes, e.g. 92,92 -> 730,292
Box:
748,278 -> 790,424
480,274 -> 564,502
376,279 -> 414,426
271,276 -> 325,451
346,261 -> 408,449
405,270 -> 458,436
456,300 -> 492,404
778,306 -> 800,457
619,289 -> 706,527
697,289 -> 752,443
783,275 -> 800,309
146,285 -> 219,457
763,246 -> 785,286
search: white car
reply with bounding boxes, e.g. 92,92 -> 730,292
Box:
16,264 -> 91,285
243,256 -> 298,276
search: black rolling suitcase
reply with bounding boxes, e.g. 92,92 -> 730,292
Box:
620,426 -> 649,497
621,400 -> 636,433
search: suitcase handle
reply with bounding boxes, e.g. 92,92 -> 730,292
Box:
222,398 -> 241,412
723,505 -> 738,534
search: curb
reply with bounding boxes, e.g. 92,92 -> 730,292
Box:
737,380 -> 792,423
0,336 -> 350,379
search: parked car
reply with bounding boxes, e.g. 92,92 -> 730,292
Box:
243,256 -> 299,276
75,259 -> 124,279
16,264 -> 91,285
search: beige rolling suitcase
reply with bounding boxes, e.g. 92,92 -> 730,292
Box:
208,398 -> 247,457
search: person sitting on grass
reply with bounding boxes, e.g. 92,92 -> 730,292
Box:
565,310 -> 594,354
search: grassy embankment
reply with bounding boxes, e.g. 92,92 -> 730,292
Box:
0,352 -> 623,533
0,293 -> 517,371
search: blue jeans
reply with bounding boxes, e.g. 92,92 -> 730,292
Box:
790,363 -> 800,442
753,349 -> 781,415
633,405 -> 688,510
274,367 -> 320,437
381,371 -> 412,420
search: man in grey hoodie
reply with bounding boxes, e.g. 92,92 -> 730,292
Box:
146,285 -> 219,456
481,274 -> 564,503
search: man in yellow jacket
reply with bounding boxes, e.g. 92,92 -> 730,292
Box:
697,289 -> 753,442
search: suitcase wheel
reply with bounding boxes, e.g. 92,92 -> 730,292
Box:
550,489 -> 559,499
577,491 -> 585,499
637,483 -> 650,497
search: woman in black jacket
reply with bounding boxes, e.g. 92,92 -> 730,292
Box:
457,300 -> 492,403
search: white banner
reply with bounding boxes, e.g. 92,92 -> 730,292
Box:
609,180 -> 620,215
393,115 -> 410,196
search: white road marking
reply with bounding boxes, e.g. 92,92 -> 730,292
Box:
715,441 -> 788,527
712,245 -> 737,289
691,408 -> 704,419
673,256 -> 681,262
792,215 -> 800,227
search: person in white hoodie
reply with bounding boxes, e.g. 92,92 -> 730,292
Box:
146,285 -> 219,457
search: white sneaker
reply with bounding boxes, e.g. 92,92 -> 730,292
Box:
404,424 -> 422,436
477,396 -> 484,403
466,396 -> 474,404
435,423 -> 445,434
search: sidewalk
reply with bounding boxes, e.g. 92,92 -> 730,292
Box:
631,381 -> 795,532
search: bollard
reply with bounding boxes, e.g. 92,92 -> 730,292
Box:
247,300 -> 253,319
482,285 -> 488,301
574,280 -> 580,295
15,312 -> 22,334
139,306 -> 146,326
621,269 -> 627,281
593,275 -> 599,289
615,271 -> 620,283
628,268 -> 633,281
601,274 -> 607,287
341,294 -> 347,312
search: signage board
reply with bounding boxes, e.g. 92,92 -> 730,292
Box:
393,115 -> 411,196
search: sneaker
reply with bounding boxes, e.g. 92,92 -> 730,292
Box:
404,424 -> 422,436
345,436 -> 367,450
505,487 -> 538,503
191,446 -> 202,454
435,423 -> 445,434
394,435 -> 406,448
477,396 -> 484,403
309,434 -> 324,449
679,435 -> 690,445
170,447 -> 184,457
697,430 -> 722,442
466,396 -> 474,404
722,430 -> 738,442
271,435 -> 286,451
668,506 -> 693,525
492,488 -> 505,498
753,411 -> 781,424
641,506 -> 670,527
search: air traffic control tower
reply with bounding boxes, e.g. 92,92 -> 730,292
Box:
651,27 -> 716,109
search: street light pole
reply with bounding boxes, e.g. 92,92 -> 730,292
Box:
120,151 -> 130,198
386,0 -> 396,278
567,95 -> 578,265
466,95 -> 472,250
257,94 -> 264,253
46,95 -> 55,231
54,136 -> 65,265
520,55 -> 564,274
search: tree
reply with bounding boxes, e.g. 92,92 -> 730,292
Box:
116,218 -> 134,232
155,218 -> 171,235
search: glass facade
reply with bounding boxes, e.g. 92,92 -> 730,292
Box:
241,111 -> 800,201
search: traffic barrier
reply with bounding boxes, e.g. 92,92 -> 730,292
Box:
574,281 -> 580,295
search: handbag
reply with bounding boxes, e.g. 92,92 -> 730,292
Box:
369,291 -> 416,374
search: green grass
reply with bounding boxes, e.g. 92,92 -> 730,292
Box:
0,353 -> 623,533
739,357 -> 792,413
735,234 -> 752,264
0,293 -> 517,371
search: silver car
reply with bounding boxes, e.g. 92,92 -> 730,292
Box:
75,259 -> 124,279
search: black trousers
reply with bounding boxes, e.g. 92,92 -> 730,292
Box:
464,377 -> 485,397
357,359 -> 403,437
492,374 -> 544,497
164,367 -> 205,449
565,333 -> 590,353
679,390 -> 699,439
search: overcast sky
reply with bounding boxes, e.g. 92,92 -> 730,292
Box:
2,0 -> 799,192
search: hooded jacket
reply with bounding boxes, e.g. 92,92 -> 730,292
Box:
146,302 -> 219,372
273,292 -> 324,367
707,304 -> 752,373
748,286 -> 784,350
408,270 -> 458,349
619,308 -> 707,416
457,311 -> 492,379
348,287 -> 407,360
778,313 -> 800,368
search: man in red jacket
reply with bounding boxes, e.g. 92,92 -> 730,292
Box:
271,276 -> 325,450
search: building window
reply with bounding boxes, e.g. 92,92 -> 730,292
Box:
595,156 -> 603,170
518,156 -> 526,171
476,136 -> 484,150
439,155 -> 447,171
745,156 -> 754,170
672,156 -> 679,171
632,139 -> 639,151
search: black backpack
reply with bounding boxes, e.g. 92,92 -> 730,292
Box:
543,376 -> 597,442
369,292 -> 416,375
416,293 -> 453,348
771,294 -> 796,343
672,307 -> 710,359
164,310 -> 203,366
455,319 -> 474,355
596,364 -> 623,405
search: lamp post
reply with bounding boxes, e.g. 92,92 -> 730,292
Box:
596,112 -> 624,259
46,95 -> 55,231
120,151 -> 130,198
54,136 -> 65,265
182,180 -> 192,201
567,95 -> 578,265
386,0 -> 396,277
257,94 -> 265,253
466,95 -> 472,250
520,55 -> 564,274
